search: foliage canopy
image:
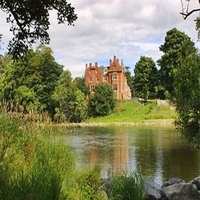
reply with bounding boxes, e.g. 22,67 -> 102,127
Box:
89,83 -> 116,117
174,48 -> 200,147
52,70 -> 88,123
0,0 -> 77,58
157,28 -> 196,100
0,45 -> 63,117
133,56 -> 157,100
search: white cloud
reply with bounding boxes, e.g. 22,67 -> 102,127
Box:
0,0 -> 200,77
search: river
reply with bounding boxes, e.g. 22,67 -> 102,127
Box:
60,125 -> 200,184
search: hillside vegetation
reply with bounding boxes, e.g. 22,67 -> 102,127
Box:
88,99 -> 177,124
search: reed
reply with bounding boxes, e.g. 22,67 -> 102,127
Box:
109,172 -> 145,200
0,105 -> 106,199
0,109 -> 75,199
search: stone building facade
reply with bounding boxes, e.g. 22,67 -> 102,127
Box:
84,55 -> 131,99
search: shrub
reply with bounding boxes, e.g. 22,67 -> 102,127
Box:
89,83 -> 116,117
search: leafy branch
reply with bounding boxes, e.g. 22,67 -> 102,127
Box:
0,0 -> 78,58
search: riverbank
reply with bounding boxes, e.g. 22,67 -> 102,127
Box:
46,100 -> 177,127
86,100 -> 177,124
51,119 -> 175,127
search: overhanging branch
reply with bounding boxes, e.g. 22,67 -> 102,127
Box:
180,8 -> 200,20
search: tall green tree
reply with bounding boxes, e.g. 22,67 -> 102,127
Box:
124,66 -> 134,97
70,89 -> 88,123
89,83 -> 116,117
174,43 -> 200,147
52,70 -> 88,123
0,45 -> 63,115
133,56 -> 157,100
157,28 -> 196,100
0,54 -> 15,101
51,70 -> 72,122
33,45 -> 63,116
14,85 -> 40,111
72,77 -> 90,96
0,54 -> 12,75
0,0 -> 77,58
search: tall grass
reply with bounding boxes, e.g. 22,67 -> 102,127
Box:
0,104 -> 146,199
0,110 -> 106,199
0,111 -> 75,199
65,166 -> 106,200
144,103 -> 177,120
109,172 -> 145,200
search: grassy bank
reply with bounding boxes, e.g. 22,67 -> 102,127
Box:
87,99 -> 177,125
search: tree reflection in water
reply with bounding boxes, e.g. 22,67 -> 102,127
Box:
62,126 -> 200,183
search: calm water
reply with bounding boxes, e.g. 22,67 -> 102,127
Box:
61,126 -> 200,184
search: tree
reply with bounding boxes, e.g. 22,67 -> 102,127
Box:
32,45 -> 63,116
133,56 -> 157,100
71,89 -> 88,123
180,0 -> 200,19
72,77 -> 90,96
0,0 -> 77,58
157,28 -> 196,100
89,83 -> 116,117
14,85 -> 39,111
52,70 -> 88,123
124,66 -> 134,97
51,70 -> 72,122
174,43 -> 200,147
0,54 -> 12,75
0,45 -> 63,115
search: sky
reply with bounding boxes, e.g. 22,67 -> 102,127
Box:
0,0 -> 200,78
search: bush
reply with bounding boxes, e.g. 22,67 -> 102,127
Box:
89,83 -> 116,117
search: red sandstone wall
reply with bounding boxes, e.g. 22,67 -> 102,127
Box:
84,56 -> 131,99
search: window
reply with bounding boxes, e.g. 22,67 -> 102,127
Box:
112,74 -> 117,80
90,85 -> 95,91
89,77 -> 92,82
113,84 -> 117,91
96,77 -> 99,82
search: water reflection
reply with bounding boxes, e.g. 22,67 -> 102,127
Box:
62,126 -> 200,183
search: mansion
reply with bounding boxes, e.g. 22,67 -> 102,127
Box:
84,55 -> 131,99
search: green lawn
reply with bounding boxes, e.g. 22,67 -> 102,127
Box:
88,99 -> 177,123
